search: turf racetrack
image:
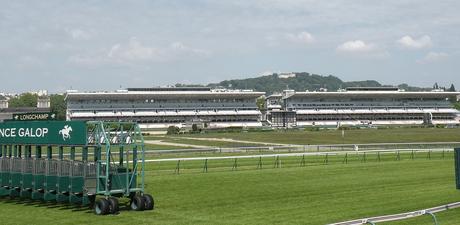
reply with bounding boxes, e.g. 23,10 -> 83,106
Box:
1,157 -> 460,224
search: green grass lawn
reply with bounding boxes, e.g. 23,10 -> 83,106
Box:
147,150 -> 453,173
178,127 -> 460,145
1,158 -> 460,224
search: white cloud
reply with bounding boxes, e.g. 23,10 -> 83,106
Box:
107,38 -> 211,63
70,37 -> 211,66
285,31 -> 315,44
108,38 -> 163,62
337,40 -> 375,52
417,52 -> 449,64
170,42 -> 211,57
397,35 -> 432,49
265,31 -> 314,47
336,40 -> 389,58
68,54 -> 111,67
66,28 -> 92,40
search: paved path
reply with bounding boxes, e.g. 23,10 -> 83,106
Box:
144,140 -> 210,149
174,137 -> 288,146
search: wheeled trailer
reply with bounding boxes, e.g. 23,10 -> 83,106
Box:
0,120 -> 154,215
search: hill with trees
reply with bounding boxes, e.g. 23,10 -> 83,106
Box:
207,72 -> 440,94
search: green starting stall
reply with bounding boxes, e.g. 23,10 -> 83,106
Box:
455,148 -> 460,189
0,120 -> 154,215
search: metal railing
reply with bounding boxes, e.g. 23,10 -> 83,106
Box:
330,202 -> 460,225
145,148 -> 455,174
144,142 -> 460,155
148,149 -> 453,162
44,142 -> 460,159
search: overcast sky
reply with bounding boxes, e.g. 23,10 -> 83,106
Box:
0,0 -> 459,93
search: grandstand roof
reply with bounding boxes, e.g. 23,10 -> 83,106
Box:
127,87 -> 211,92
69,110 -> 261,117
66,90 -> 265,101
284,91 -> 460,99
295,108 -> 459,115
345,87 -> 399,91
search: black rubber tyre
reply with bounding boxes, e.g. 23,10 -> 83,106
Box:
9,189 -> 19,199
9,192 -> 16,199
130,195 -> 145,211
108,197 -> 119,214
94,198 -> 110,215
143,194 -> 154,210
88,194 -> 96,209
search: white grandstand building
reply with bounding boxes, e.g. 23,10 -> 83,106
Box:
266,87 -> 460,127
66,87 -> 265,129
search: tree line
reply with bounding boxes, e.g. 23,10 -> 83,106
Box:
432,82 -> 456,92
5,73 -> 459,120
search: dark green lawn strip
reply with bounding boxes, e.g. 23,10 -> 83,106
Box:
178,128 -> 460,145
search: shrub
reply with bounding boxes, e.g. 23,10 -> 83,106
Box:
166,126 -> 180,135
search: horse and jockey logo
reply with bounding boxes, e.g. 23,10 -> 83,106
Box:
59,125 -> 73,141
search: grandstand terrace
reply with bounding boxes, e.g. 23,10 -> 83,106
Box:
66,87 -> 265,129
268,87 -> 460,127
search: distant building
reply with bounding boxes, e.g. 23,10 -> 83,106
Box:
278,73 -> 296,79
66,87 -> 265,129
264,93 -> 282,124
267,87 -> 460,127
37,96 -> 51,108
0,95 -> 8,109
37,90 -> 48,96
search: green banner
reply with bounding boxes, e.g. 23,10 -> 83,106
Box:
12,112 -> 56,121
0,121 -> 87,145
